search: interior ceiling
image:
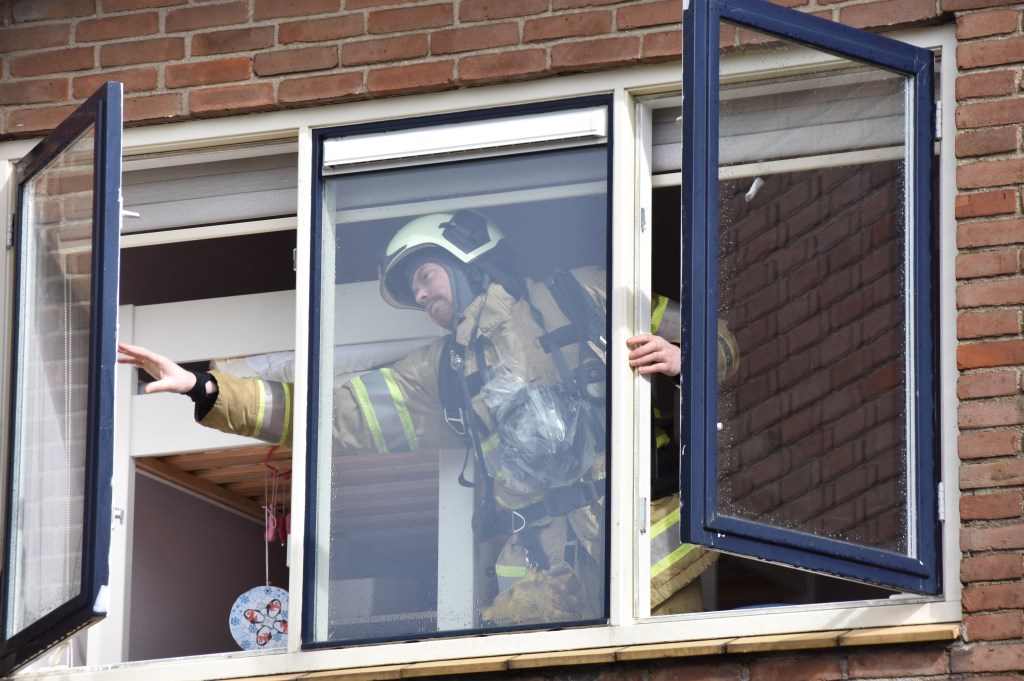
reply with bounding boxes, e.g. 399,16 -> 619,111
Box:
134,447 -> 441,533
135,445 -> 293,520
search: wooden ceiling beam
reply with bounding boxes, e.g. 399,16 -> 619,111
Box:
136,456 -> 266,520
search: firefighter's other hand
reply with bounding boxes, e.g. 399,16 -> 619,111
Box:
117,342 -> 197,395
626,333 -> 680,377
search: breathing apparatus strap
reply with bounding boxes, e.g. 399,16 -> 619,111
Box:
437,272 -> 609,520
546,270 -> 606,355
538,271 -> 607,405
489,478 -> 606,538
438,336 -> 494,491
520,478 -> 605,522
440,271 -> 602,436
438,339 -> 485,438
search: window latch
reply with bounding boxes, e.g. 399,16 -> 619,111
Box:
937,482 -> 944,522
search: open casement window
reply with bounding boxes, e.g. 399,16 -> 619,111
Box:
307,98 -> 611,646
1,82 -> 122,673
681,0 -> 939,594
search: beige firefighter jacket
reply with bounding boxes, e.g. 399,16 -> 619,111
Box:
197,266 -> 715,618
201,267 -> 605,508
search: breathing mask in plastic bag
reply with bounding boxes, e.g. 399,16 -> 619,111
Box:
481,363 -> 601,495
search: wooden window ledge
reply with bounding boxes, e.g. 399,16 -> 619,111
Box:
229,623 -> 960,681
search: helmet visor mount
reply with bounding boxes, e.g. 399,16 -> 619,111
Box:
440,210 -> 490,254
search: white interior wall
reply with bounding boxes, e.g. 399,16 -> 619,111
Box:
128,473 -> 288,662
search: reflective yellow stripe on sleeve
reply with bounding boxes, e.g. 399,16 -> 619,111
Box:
649,495 -> 716,606
651,505 -> 679,537
495,563 -> 528,593
651,294 -> 669,335
495,565 -> 528,578
650,505 -> 694,578
251,380 -> 292,445
351,369 -> 419,453
278,382 -> 291,445
652,543 -> 697,579
252,380 -> 266,439
351,375 -> 388,453
381,368 -> 419,452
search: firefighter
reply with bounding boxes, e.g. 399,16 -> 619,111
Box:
120,210 -> 607,626
118,210 -> 739,623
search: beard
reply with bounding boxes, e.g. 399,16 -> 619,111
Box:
425,296 -> 455,328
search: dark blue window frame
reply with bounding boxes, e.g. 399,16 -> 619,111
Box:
680,0 -> 939,594
304,97 -> 615,647
1,82 -> 122,674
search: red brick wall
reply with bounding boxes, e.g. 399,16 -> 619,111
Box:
0,0 -> 946,139
14,144 -> 94,627
951,0 -> 1024,675
0,0 -> 688,137
717,161 -> 907,553
2,0 -> 1024,677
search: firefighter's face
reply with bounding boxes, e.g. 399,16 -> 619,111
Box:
411,262 -> 454,327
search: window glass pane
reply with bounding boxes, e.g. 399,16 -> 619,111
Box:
715,32 -> 911,555
8,126 -> 96,636
653,67 -> 907,175
122,149 -> 298,233
719,67 -> 906,166
647,178 -> 897,613
311,133 -> 609,642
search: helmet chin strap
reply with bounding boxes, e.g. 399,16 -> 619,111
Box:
441,261 -> 487,315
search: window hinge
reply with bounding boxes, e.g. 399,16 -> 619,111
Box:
937,482 -> 945,521
934,102 -> 942,141
639,496 -> 648,535
293,248 -> 297,272
6,213 -> 13,248
639,207 -> 647,232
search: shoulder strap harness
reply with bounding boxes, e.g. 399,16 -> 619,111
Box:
436,270 -> 608,522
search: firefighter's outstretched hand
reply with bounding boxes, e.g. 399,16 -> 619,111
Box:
117,342 -> 197,395
626,333 -> 680,377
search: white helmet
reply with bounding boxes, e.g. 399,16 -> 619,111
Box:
378,210 -> 506,309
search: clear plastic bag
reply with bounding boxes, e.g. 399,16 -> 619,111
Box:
481,363 -> 600,494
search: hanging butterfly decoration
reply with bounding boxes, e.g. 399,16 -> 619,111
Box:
229,584 -> 289,650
